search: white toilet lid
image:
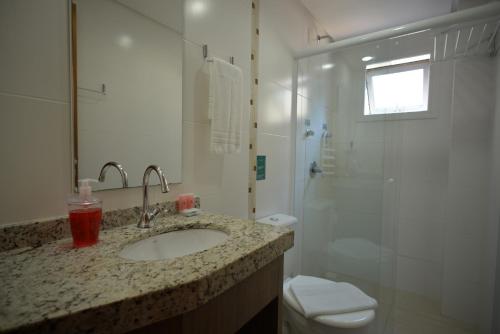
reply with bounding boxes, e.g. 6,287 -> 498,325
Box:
283,278 -> 376,329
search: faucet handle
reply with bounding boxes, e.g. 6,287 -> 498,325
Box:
138,207 -> 161,228
150,207 -> 160,219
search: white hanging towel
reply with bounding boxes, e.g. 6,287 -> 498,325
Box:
289,275 -> 377,319
206,57 -> 243,154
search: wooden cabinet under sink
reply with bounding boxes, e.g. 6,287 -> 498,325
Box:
130,255 -> 284,334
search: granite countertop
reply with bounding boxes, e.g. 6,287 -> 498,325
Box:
0,213 -> 293,334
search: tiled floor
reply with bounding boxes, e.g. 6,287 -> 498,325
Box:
381,290 -> 479,334
318,272 -> 479,334
282,288 -> 478,334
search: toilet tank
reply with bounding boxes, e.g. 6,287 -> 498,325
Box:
256,214 -> 298,279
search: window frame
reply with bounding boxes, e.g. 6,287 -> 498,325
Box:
362,57 -> 432,121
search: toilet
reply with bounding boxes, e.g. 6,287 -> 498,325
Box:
256,214 -> 376,334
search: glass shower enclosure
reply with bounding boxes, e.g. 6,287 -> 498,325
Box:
295,17 -> 499,334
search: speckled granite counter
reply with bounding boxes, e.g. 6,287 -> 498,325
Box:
0,213 -> 293,334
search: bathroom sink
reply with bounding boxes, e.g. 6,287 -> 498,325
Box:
119,228 -> 229,261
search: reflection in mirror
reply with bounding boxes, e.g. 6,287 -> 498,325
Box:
72,0 -> 183,191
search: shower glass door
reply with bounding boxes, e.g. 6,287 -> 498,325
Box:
297,21 -> 499,333
295,34 -> 424,332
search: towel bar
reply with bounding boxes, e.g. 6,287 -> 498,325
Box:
203,44 -> 235,64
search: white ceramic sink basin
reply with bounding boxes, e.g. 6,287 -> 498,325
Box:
119,228 -> 229,261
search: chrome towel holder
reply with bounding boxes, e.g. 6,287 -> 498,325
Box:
203,44 -> 235,64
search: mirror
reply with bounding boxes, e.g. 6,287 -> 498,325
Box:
72,0 -> 183,190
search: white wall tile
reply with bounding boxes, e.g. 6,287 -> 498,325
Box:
452,58 -> 495,142
0,94 -> 71,223
0,0 -> 69,102
440,57 -> 495,325
354,121 -> 386,144
398,180 -> 446,223
443,234 -> 482,284
259,0 -> 324,53
441,280 -> 480,326
117,0 -> 184,34
396,256 -> 442,301
400,119 -> 450,187
255,0 -> 322,236
184,0 -> 252,72
180,121 -> 225,197
202,187 -> 248,219
295,95 -> 307,183
181,121 -> 249,200
298,53 -> 336,110
297,58 -> 310,99
334,186 -> 383,215
219,134 -> 250,195
258,23 -> 295,90
333,210 -> 382,243
256,133 -> 292,219
398,217 -> 444,263
447,140 -> 491,191
482,54 -> 500,334
257,80 -> 292,137
351,140 -> 385,177
182,40 -> 210,124
446,188 -> 488,240
0,0 -> 254,224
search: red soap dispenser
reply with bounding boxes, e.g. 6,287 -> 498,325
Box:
67,179 -> 102,248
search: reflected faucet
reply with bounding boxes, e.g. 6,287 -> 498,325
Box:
138,165 -> 170,228
98,161 -> 128,187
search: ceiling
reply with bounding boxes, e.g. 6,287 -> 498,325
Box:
300,0 -> 491,41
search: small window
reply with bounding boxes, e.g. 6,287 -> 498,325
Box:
364,54 -> 430,116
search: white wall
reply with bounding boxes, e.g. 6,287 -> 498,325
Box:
0,0 -> 72,224
394,59 -> 453,302
176,0 -> 252,218
481,52 -> 500,334
441,57 -> 495,326
0,0 -> 253,224
255,0 -> 327,278
256,0 -> 327,219
0,0 -> 325,228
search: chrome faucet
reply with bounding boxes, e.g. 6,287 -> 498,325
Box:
138,165 -> 169,228
98,161 -> 128,188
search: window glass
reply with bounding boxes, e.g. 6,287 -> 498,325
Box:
364,54 -> 430,116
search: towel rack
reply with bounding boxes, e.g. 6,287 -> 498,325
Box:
203,44 -> 235,64
433,16 -> 500,62
78,83 -> 106,95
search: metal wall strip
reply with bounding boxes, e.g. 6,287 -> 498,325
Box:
248,0 -> 260,219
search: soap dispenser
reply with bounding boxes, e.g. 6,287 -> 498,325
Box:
67,179 -> 102,248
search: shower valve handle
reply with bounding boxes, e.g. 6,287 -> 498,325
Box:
310,161 -> 323,176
